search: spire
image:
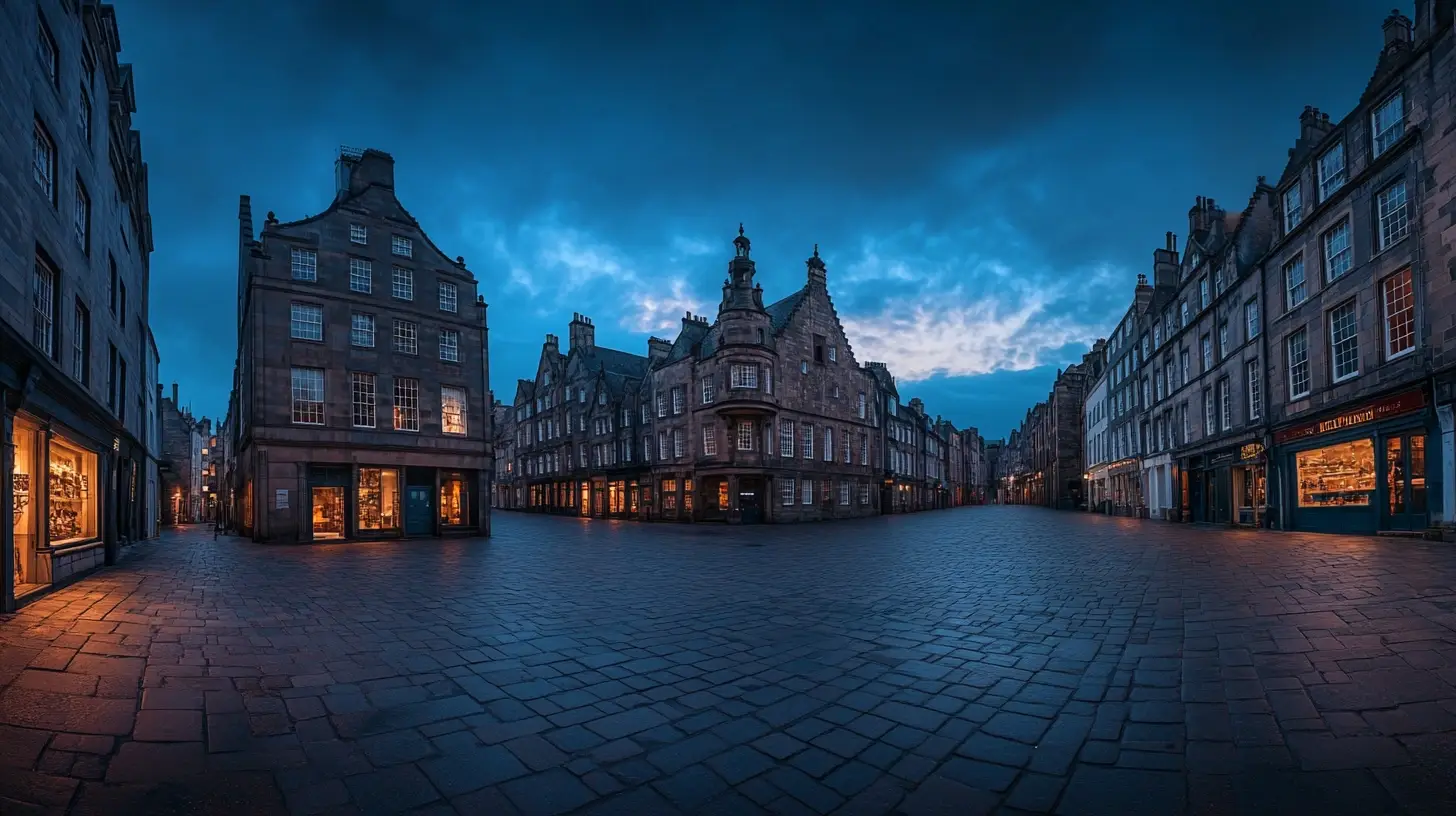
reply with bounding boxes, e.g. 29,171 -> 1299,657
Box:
733,223 -> 751,258
806,243 -> 826,286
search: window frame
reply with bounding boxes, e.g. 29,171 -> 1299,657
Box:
291,367 -> 326,425
289,302 -> 324,342
393,377 -> 421,432
1381,268 -> 1416,361
1328,299 -> 1359,383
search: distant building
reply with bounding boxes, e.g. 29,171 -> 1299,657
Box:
159,384 -> 205,524
227,148 -> 493,543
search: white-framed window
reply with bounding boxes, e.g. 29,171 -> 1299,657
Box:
1284,255 -> 1307,310
1180,349 -> 1189,384
1180,300 -> 1189,326
441,386 -> 467,435
860,434 -> 868,466
1153,324 -> 1162,348
290,302 -> 323,341
393,378 -> 420,431
737,422 -> 753,451
765,366 -> 773,394
671,386 -> 683,414
856,392 -> 867,419
73,176 -> 90,251
656,392 -> 666,418
393,319 -> 418,354
1287,328 -> 1310,399
1218,378 -> 1232,431
1383,268 -> 1415,360
350,313 -> 375,347
1371,92 -> 1405,158
291,367 -> 325,425
823,427 -> 834,461
33,119 -> 56,204
838,482 -> 850,506
349,258 -> 372,293
842,434 -> 851,464
1203,389 -> 1215,437
780,420 -> 794,457
71,300 -> 88,383
860,483 -> 870,505
1323,220 -> 1352,281
438,282 -> 457,313
673,429 -> 684,458
1246,359 -> 1262,421
392,266 -> 414,300
800,361 -> 808,374
1201,335 -> 1212,372
1376,180 -> 1409,250
802,479 -> 813,505
802,425 -> 814,459
351,372 -> 376,428
828,346 -> 837,362
392,235 -> 413,257
1329,300 -> 1359,382
1245,299 -> 1259,340
1317,141 -> 1346,200
1199,277 -> 1209,309
1283,185 -> 1302,233
439,329 -> 460,362
701,377 -> 714,404
781,478 -> 795,506
349,224 -> 368,244
730,364 -> 758,389
657,432 -> 668,460
702,426 -> 717,456
291,248 -> 318,281
32,258 -> 56,356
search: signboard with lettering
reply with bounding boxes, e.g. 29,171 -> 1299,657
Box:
1240,443 -> 1265,462
1273,389 -> 1425,444
275,489 -> 289,510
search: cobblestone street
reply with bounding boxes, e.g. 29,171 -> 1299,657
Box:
4,508 -> 1456,815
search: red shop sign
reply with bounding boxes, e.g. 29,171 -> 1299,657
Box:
1273,388 -> 1426,444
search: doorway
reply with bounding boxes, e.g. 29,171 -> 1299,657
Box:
738,478 -> 764,524
1384,433 -> 1428,531
311,487 -> 345,540
405,486 -> 433,536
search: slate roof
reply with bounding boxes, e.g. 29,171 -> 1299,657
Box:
665,322 -> 711,364
765,288 -> 808,336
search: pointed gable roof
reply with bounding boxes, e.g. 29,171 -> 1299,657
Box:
765,287 -> 808,336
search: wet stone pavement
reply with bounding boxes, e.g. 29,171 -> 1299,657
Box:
4,508 -> 1456,815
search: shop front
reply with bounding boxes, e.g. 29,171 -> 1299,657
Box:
1273,388 -> 1433,535
1106,458 -> 1142,516
302,464 -> 483,542
1233,442 -> 1269,528
8,412 -> 105,602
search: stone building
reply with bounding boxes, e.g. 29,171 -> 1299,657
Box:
1084,364 -> 1111,510
490,399 -> 515,509
1155,189 -> 1276,525
1104,290 -> 1147,513
1263,10 -> 1439,535
1,0 -> 158,610
503,229 -> 893,523
867,362 -> 918,512
227,148 -> 493,543
959,426 -> 985,504
159,385 -> 205,524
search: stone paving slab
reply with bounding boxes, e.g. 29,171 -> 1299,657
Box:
4,507 -> 1456,814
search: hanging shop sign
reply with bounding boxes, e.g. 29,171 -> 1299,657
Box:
1240,443 -> 1266,462
1274,389 -> 1426,444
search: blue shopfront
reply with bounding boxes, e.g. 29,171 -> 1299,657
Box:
1272,388 -> 1435,535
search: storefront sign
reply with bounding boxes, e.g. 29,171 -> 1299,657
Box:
1240,443 -> 1265,462
275,489 -> 289,509
1274,389 -> 1426,444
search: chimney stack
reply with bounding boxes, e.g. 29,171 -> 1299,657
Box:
647,336 -> 672,362
568,313 -> 595,351
238,195 -> 253,245
335,146 -> 395,200
1384,8 -> 1413,49
806,244 -> 827,287
544,333 -> 559,351
172,382 -> 179,405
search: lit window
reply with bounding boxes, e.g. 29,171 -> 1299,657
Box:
291,248 -> 318,281
438,282 -> 457,313
393,378 -> 420,431
393,320 -> 418,354
1371,92 -> 1405,158
349,258 -> 372,293
439,329 -> 459,362
441,386 -> 467,435
350,224 -> 368,244
1287,329 -> 1310,399
289,303 -> 323,341
1376,180 -> 1409,250
1284,255 -> 1307,310
291,367 -> 325,425
350,313 -> 375,347
33,119 -> 56,204
392,235 -> 413,257
351,372 -> 376,428
392,266 -> 414,300
1383,268 -> 1415,360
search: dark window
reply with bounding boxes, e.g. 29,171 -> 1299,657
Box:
119,280 -> 127,327
108,255 -> 117,313
814,334 -> 826,363
107,343 -> 118,411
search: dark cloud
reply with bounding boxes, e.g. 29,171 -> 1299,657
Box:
118,0 -> 1399,435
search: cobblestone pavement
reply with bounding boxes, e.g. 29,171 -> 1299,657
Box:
4,509 -> 1456,815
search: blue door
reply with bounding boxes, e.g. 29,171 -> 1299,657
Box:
405,486 -> 432,536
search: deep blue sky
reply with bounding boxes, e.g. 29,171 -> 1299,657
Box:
120,0 -> 1393,439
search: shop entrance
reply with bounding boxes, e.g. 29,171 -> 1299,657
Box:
1383,433 -> 1428,531
404,486 -> 433,535
311,487 -> 345,540
738,478 -> 765,524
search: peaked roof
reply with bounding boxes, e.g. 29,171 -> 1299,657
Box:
765,288 -> 808,336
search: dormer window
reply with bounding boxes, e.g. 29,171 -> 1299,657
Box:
1372,92 -> 1405,158
1283,185 -> 1302,233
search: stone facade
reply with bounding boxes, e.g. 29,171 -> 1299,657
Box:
159,383 -> 205,524
498,229 -> 971,524
226,148 -> 492,543
1,0 -> 158,610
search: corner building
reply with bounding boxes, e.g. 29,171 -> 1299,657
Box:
2,0 -> 158,610
506,228 -> 882,522
229,148 -> 492,543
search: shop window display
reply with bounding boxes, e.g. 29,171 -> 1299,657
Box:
440,473 -> 470,527
358,468 -> 400,531
1296,439 -> 1374,507
11,417 -> 41,587
48,437 -> 99,546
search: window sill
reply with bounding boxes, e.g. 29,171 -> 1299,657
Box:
1332,373 -> 1360,385
1386,347 -> 1415,363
